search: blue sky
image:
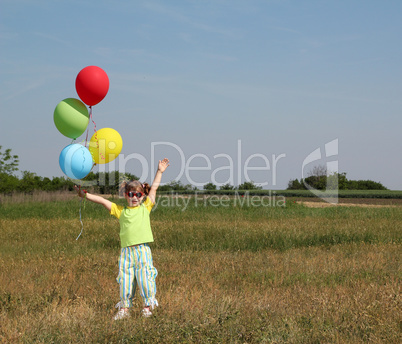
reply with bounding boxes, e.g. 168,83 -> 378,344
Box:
1,0 -> 401,190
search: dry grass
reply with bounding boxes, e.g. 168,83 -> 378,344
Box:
292,197 -> 402,207
0,199 -> 401,343
0,239 -> 400,343
296,201 -> 401,208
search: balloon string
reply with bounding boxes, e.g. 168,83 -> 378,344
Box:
87,105 -> 104,162
91,110 -> 106,162
76,197 -> 84,240
90,106 -> 97,133
89,105 -> 99,143
84,107 -> 91,148
76,106 -> 96,241
76,185 -> 86,240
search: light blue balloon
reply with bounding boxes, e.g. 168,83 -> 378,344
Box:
59,144 -> 93,180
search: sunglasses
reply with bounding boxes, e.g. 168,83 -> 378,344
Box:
126,191 -> 144,198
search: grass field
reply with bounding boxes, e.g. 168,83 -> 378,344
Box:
0,193 -> 401,343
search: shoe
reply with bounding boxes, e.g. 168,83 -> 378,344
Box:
114,302 -> 130,321
114,308 -> 130,320
141,307 -> 152,318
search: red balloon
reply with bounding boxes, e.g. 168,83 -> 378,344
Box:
75,66 -> 109,106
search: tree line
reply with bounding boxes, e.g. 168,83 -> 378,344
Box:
0,172 -> 264,194
287,171 -> 387,191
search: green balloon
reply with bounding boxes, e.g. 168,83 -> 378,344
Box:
54,98 -> 89,139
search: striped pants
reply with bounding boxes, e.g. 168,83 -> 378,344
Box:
116,244 -> 158,309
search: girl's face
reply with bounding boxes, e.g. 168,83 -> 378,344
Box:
125,189 -> 144,207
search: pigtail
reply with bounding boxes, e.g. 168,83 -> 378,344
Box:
142,183 -> 151,195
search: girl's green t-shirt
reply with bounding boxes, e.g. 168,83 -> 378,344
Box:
110,197 -> 155,248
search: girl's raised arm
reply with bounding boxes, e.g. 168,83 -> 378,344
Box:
74,185 -> 113,212
148,158 -> 170,204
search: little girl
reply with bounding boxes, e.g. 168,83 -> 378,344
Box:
75,158 -> 169,320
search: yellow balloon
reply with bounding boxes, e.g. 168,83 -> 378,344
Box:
89,128 -> 123,164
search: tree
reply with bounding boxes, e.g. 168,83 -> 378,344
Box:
308,165 -> 327,178
50,176 -> 72,191
336,173 -> 345,190
237,181 -> 262,190
287,178 -> 303,190
0,173 -> 19,193
0,146 -> 19,175
158,180 -> 194,192
303,175 -> 327,190
219,183 -> 235,191
304,164 -> 328,190
18,171 -> 41,193
203,182 -> 217,191
347,179 -> 387,190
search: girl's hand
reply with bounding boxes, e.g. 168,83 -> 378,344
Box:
158,158 -> 170,173
149,158 -> 170,203
74,185 -> 87,198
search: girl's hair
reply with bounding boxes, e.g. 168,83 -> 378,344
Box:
120,180 -> 150,196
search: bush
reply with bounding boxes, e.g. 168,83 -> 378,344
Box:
0,173 -> 19,194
